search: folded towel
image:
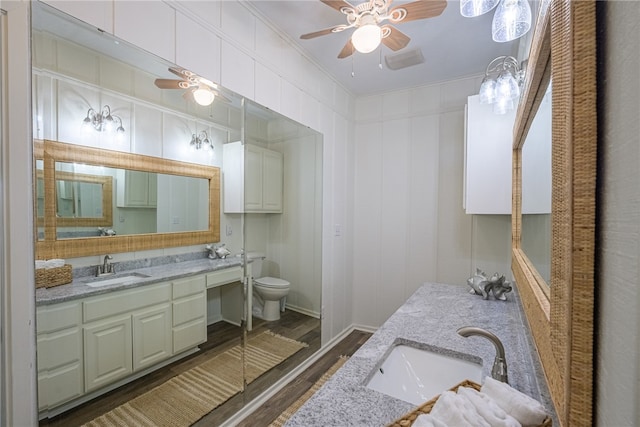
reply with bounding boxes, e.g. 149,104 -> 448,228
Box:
412,413 -> 447,427
430,390 -> 491,427
35,260 -> 46,269
458,386 -> 521,427
46,259 -> 65,268
481,377 -> 548,427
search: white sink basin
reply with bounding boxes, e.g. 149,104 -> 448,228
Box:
84,273 -> 151,288
366,344 -> 483,405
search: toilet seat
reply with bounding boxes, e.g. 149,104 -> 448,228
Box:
254,277 -> 289,288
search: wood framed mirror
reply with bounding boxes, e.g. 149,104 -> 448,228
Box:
35,139 -> 220,259
512,1 -> 596,426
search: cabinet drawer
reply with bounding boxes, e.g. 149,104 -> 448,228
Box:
173,318 -> 206,354
83,282 -> 171,323
38,327 -> 82,371
172,275 -> 205,299
206,266 -> 242,289
37,301 -> 81,333
173,293 -> 206,326
43,362 -> 84,409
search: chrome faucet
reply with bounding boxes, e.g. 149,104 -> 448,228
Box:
457,326 -> 508,383
97,254 -> 114,276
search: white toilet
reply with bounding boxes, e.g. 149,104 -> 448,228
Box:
247,252 -> 290,321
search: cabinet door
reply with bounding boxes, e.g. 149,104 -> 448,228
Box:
132,304 -> 172,371
262,149 -> 283,211
244,145 -> 263,210
464,94 -> 515,214
84,316 -> 133,392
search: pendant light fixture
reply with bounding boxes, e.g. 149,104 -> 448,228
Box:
460,0 -> 500,18
492,0 -> 532,42
460,0 -> 531,43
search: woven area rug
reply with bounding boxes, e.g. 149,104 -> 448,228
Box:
268,356 -> 349,427
83,330 -> 308,427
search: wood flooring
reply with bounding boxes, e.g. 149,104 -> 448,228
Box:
39,311 -> 371,427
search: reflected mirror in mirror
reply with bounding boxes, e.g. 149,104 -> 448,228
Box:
520,82 -> 552,283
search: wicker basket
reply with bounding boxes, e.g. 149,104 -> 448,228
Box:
387,379 -> 552,427
35,264 -> 73,288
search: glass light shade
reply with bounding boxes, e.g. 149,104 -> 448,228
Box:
460,0 -> 500,17
492,0 -> 532,42
493,96 -> 514,114
192,87 -> 215,106
351,24 -> 382,54
479,78 -> 497,104
496,71 -> 520,100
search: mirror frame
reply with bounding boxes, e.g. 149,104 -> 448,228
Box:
36,168 -> 114,228
512,1 -> 596,426
35,139 -> 220,259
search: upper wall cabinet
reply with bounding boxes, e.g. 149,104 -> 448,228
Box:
464,94 -> 515,215
223,141 -> 283,213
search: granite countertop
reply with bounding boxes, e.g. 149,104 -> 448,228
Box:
285,282 -> 557,427
36,256 -> 242,306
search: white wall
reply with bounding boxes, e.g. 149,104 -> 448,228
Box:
597,1 -> 640,425
351,77 -> 513,328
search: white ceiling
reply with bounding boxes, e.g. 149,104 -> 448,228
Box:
248,0 -> 522,96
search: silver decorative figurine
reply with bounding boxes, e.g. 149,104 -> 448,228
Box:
467,268 -> 512,301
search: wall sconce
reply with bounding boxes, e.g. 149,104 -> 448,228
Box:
460,0 -> 531,43
190,131 -> 214,151
82,105 -> 125,134
478,55 -> 524,114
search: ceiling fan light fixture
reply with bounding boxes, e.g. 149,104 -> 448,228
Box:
492,0 -> 532,42
351,24 -> 382,54
192,86 -> 215,106
460,0 -> 500,17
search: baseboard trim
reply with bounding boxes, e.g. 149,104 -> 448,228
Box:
220,324 -> 370,427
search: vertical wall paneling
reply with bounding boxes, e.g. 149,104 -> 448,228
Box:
435,110 -> 473,285
352,121 -> 383,326
42,0 -> 114,35
220,40 -> 255,100
175,12 -> 221,86
254,62 -> 281,113
113,1 -> 175,64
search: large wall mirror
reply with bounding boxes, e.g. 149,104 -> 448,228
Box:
35,139 -> 219,259
32,1 -> 323,425
512,0 -> 596,425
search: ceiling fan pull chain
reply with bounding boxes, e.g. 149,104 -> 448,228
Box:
351,54 -> 355,78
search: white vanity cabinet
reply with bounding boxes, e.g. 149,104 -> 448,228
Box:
82,282 -> 172,392
223,141 -> 283,213
116,170 -> 158,208
172,275 -> 207,354
36,301 -> 83,411
464,94 -> 516,214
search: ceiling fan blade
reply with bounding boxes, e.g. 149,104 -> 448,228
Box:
337,39 -> 355,59
381,25 -> 410,51
301,25 -> 349,40
168,66 -> 195,79
389,0 -> 447,23
154,79 -> 187,89
320,0 -> 356,13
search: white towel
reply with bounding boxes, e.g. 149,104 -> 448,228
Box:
412,413 -> 447,427
430,390 -> 491,427
45,259 -> 65,268
457,386 -> 521,427
481,377 -> 548,427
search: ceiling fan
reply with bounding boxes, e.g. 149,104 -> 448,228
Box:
300,0 -> 447,58
154,67 -> 229,106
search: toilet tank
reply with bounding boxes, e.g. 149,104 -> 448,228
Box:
246,252 -> 265,277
